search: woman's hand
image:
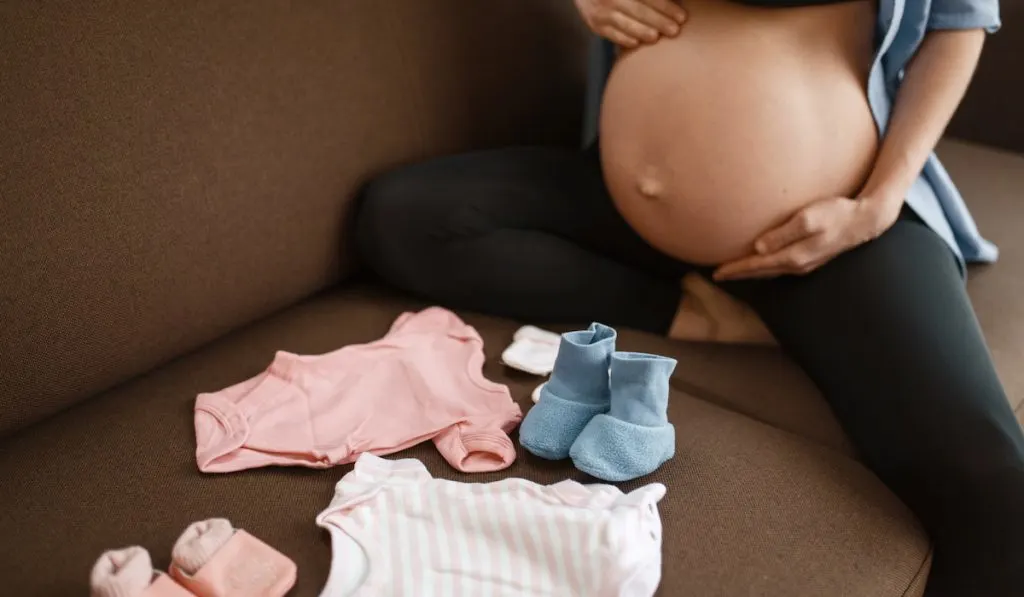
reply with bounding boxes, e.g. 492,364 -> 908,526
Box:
712,29 -> 987,283
712,196 -> 901,281
575,0 -> 687,48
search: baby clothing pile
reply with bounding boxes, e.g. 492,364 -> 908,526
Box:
90,308 -> 679,596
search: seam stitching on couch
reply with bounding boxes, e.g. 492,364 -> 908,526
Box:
668,376 -> 852,456
668,377 -> 764,421
673,372 -> 933,594
901,546 -> 934,597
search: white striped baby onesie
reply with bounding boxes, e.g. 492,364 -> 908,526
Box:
316,452 -> 665,597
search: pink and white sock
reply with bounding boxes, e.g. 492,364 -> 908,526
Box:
170,519 -> 234,575
90,547 -> 193,597
169,519 -> 296,597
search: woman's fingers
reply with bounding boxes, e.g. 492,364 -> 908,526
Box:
608,11 -> 660,44
614,0 -> 685,36
755,206 -> 824,254
714,235 -> 827,280
583,0 -> 686,47
643,0 -> 688,24
598,22 -> 642,48
598,24 -> 642,48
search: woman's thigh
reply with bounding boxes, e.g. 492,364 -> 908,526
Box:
725,214 -> 1024,593
353,145 -> 691,329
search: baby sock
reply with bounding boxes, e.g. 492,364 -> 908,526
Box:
170,519 -> 234,576
90,546 -> 194,597
518,322 -> 616,460
569,351 -> 677,482
169,519 -> 297,597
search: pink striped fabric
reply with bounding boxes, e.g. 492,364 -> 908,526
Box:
316,453 -> 666,597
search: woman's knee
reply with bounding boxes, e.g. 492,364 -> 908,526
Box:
354,147 -> 570,286
353,166 -> 451,287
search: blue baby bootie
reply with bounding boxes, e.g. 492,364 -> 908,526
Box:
569,351 -> 677,482
519,322 -> 617,460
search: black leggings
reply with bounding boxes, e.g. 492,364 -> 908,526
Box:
354,145 -> 1024,596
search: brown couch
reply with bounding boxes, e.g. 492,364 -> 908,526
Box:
2,2 -> 1022,595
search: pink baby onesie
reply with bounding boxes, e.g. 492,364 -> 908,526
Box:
316,453 -> 666,597
194,307 -> 523,474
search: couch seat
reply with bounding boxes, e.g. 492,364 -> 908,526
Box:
0,286 -> 930,596
3,138 -> 1021,596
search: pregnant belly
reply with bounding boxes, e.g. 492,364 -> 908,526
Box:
599,0 -> 880,265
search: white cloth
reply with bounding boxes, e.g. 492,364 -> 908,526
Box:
316,453 -> 666,597
531,382 -> 545,404
500,326 -> 561,376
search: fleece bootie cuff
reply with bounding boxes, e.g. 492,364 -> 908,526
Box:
545,323 -> 617,403
520,390 -> 609,460
570,414 -> 676,482
518,322 -> 617,460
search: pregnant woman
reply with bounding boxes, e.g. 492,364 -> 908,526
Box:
355,0 -> 1023,594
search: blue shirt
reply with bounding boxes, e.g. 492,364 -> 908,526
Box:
581,0 -> 1002,270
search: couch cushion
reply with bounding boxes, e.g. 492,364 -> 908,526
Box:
653,139 -> 1024,452
0,0 -> 590,438
0,285 -> 930,596
940,140 -> 1024,412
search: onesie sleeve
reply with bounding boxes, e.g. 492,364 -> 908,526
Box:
928,0 -> 1001,32
433,412 -> 520,473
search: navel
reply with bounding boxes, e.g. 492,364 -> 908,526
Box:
636,167 -> 664,199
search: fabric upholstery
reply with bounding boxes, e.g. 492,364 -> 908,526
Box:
948,3 -> 1024,153
1,0 -> 1021,593
0,285 -> 932,597
0,0 -> 589,437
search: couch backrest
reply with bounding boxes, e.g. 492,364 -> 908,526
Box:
0,0 -> 589,437
3,1 -> 1020,439
949,3 -> 1024,153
